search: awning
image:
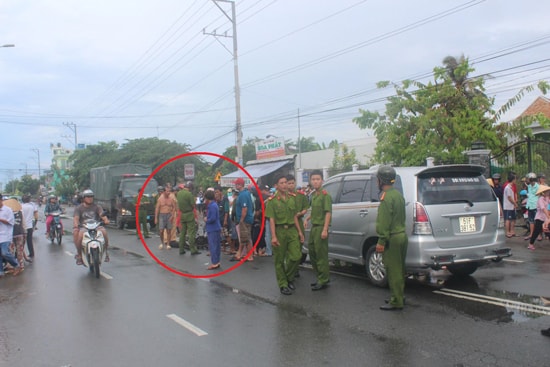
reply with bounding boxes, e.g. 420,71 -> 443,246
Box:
220,159 -> 292,187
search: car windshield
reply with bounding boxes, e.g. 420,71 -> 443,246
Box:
122,179 -> 158,198
417,172 -> 495,205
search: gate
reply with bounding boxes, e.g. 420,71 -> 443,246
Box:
490,137 -> 550,177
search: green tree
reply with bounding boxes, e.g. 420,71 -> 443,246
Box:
286,136 -> 322,154
332,144 -> 360,172
353,56 -> 549,166
4,179 -> 19,194
69,141 -> 119,189
18,175 -> 41,195
66,138 -> 210,191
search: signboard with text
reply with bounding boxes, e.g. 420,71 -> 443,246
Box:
184,164 -> 195,180
255,137 -> 285,160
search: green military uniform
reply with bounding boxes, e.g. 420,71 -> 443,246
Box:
294,190 -> 310,235
134,195 -> 151,238
177,189 -> 198,254
265,191 -> 301,289
376,187 -> 408,308
308,189 -> 332,285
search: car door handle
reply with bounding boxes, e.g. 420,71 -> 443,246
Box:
359,209 -> 368,217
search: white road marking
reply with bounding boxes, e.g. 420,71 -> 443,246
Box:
503,259 -> 524,263
166,314 -> 208,336
434,288 -> 550,315
65,250 -> 113,279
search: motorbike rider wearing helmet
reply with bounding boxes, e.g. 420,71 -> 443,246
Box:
72,189 -> 110,265
375,165 -> 408,311
44,195 -> 63,237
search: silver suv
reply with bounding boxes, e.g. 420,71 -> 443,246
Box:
305,164 -> 511,286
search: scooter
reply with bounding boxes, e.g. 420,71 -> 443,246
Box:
81,219 -> 107,278
48,211 -> 63,245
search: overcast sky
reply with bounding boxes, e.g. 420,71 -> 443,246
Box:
1,0 -> 549,184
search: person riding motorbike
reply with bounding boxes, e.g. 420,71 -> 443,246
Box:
73,189 -> 110,266
44,195 -> 63,237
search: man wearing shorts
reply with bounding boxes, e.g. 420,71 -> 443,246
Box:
503,172 -> 518,238
155,186 -> 177,250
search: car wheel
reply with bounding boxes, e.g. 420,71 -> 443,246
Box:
365,245 -> 388,287
447,263 -> 478,276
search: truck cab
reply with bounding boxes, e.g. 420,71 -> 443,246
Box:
116,174 -> 158,229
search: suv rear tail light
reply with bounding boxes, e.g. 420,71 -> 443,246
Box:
413,202 -> 433,235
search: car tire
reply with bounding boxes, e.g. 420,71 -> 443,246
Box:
447,263 -> 478,276
365,245 -> 388,288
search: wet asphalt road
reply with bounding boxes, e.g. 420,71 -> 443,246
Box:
1,211 -> 549,367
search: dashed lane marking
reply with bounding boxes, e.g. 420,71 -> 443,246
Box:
166,314 -> 208,336
434,288 -> 550,316
503,259 -> 524,263
65,251 -> 113,279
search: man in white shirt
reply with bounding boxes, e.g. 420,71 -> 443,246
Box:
502,173 -> 518,238
0,195 -> 22,276
22,195 -> 38,259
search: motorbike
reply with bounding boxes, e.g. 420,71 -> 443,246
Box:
81,218 -> 107,278
48,211 -> 63,245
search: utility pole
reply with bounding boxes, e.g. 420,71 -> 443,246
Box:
31,148 -> 41,181
63,122 -> 77,150
204,0 -> 242,164
297,109 -> 302,169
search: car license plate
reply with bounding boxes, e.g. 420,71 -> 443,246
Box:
459,216 -> 476,232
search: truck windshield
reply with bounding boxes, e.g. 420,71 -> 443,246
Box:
121,179 -> 158,198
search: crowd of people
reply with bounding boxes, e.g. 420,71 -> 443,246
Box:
134,173 -> 332,298
0,194 -> 38,277
489,171 -> 550,250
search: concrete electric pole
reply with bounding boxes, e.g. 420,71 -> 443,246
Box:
63,122 -> 78,150
204,0 -> 243,165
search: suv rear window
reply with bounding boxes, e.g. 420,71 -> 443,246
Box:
417,172 -> 495,205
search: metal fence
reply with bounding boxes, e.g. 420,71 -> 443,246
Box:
490,137 -> 550,177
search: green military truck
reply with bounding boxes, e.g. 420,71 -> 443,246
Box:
89,164 -> 158,229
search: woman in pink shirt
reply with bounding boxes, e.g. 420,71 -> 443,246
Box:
527,185 -> 550,250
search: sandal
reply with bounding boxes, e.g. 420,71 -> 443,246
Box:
104,253 -> 110,263
75,255 -> 84,266
207,263 -> 221,270
229,256 -> 241,262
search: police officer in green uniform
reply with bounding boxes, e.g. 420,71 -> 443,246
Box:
134,190 -> 151,238
286,174 -> 309,277
265,174 -> 302,295
375,165 -> 408,311
305,170 -> 332,290
177,181 -> 201,255
286,174 -> 309,234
